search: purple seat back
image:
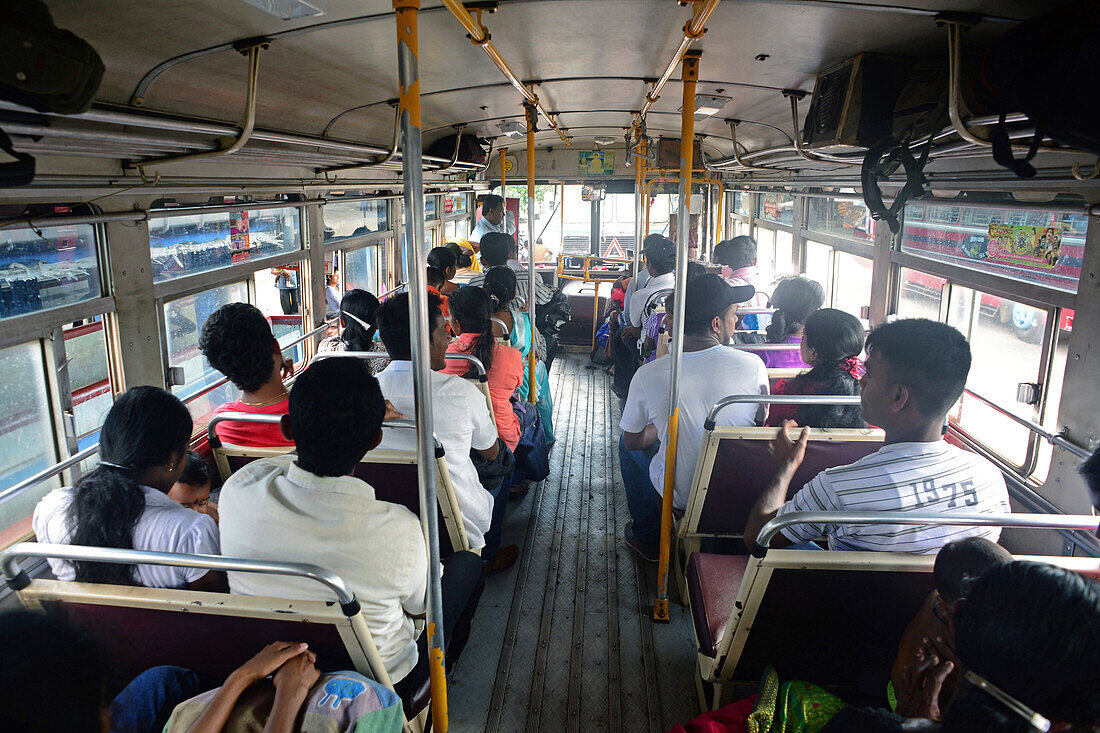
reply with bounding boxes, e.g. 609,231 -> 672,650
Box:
697,438 -> 881,536
352,462 -> 455,557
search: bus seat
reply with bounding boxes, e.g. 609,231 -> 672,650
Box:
212,443 -> 293,483
443,353 -> 496,429
686,553 -> 750,657
766,368 -> 802,390
559,280 -> 609,346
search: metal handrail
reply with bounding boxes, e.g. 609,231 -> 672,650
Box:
753,511 -> 1100,557
733,342 -> 802,351
311,350 -> 391,364
443,353 -> 487,382
705,394 -> 861,429
1,542 -> 362,616
206,411 -> 284,445
962,388 -> 1091,460
0,444 -> 100,506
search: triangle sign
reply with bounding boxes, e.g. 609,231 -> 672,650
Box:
603,238 -> 626,259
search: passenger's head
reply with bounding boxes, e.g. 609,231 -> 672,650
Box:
426,266 -> 445,289
427,246 -> 458,279
861,318 -> 971,429
377,291 -> 447,370
765,276 -> 825,342
326,273 -> 338,286
801,308 -> 864,369
168,451 -> 212,514
484,266 -> 518,310
479,232 -> 513,267
933,537 -> 1012,605
443,241 -> 474,269
789,308 -> 867,428
286,358 -> 384,477
339,288 -> 380,352
713,235 -> 757,270
0,610 -> 109,732
480,194 -> 505,225
199,302 -> 281,393
70,386 -> 192,585
1079,446 -> 1100,515
449,285 -> 496,374
643,236 -> 676,276
942,561 -> 1100,732
682,274 -> 753,344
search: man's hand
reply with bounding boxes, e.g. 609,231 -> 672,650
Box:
895,637 -> 955,720
272,649 -> 321,697
620,325 -> 640,340
771,420 -> 809,475
232,642 -> 310,685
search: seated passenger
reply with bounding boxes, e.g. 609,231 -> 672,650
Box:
199,302 -> 294,447
744,318 -> 1011,553
168,451 -> 218,524
445,240 -> 480,278
33,386 -> 223,591
713,235 -> 770,330
442,286 -> 524,452
1079,445 -> 1100,516
890,537 -> 1011,716
218,357 -> 484,690
316,289 -> 384,370
640,260 -> 706,364
752,276 -> 824,367
428,245 -> 460,294
620,275 -> 768,562
766,308 -> 867,428
375,292 -> 500,552
426,266 -> 451,318
615,236 -> 676,397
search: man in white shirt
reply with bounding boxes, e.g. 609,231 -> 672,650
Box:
627,237 -> 677,329
218,357 -> 484,694
744,318 -> 1011,553
469,194 -> 516,244
613,236 -> 677,398
620,274 -> 767,561
375,292 -> 519,572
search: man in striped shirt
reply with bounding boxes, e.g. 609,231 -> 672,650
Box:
744,318 -> 1011,553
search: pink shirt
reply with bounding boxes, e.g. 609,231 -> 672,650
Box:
442,334 -> 524,451
211,398 -> 294,447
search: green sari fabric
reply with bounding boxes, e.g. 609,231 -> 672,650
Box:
746,667 -> 847,733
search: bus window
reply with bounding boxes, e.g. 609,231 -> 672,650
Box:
163,282 -> 248,428
63,321 -> 112,453
323,199 -> 389,241
833,252 -> 873,327
252,270 -> 304,365
344,244 -> 380,296
0,341 -> 60,542
896,268 -> 946,320
444,219 -> 469,241
806,196 -> 876,243
803,241 -> 833,304
757,192 -> 794,227
754,228 -> 777,291
0,223 -> 101,321
774,229 -> 795,279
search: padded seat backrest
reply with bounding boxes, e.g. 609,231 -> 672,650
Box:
559,280 -> 608,346
353,460 -> 458,557
694,430 -> 883,538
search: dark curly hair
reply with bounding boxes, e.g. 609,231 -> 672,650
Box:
198,302 -> 277,392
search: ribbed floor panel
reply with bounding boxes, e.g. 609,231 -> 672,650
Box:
449,354 -> 698,731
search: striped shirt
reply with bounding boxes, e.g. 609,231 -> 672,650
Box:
776,440 -> 1010,553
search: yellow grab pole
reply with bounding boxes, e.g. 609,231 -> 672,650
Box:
633,127 -> 646,281
654,49 -> 701,623
524,99 -> 537,403
500,145 -> 507,194
393,2 -> 448,730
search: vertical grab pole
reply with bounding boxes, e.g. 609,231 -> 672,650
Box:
633,124 -> 646,282
500,146 -> 507,198
393,2 -> 448,728
653,49 -> 701,623
524,99 -> 538,403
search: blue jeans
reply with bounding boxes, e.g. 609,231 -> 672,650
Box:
110,665 -> 202,733
619,435 -> 661,545
481,473 -> 512,563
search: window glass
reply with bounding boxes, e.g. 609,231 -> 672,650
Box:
1033,319 -> 1071,482
804,241 -> 833,304
806,196 -> 876,242
833,252 -> 873,327
946,286 -> 1046,466
150,206 -> 301,282
444,193 -> 468,215
345,245 -> 379,295
733,192 -> 752,218
757,192 -> 794,226
901,201 -> 1085,293
897,268 -> 946,320
252,272 -> 303,364
63,320 -> 112,449
323,199 -> 389,241
163,282 -> 248,427
754,227 -> 777,293
0,223 -> 100,319
445,219 -> 469,242
774,229 -> 795,278
600,193 -> 636,260
0,341 -> 60,543
424,195 -> 438,221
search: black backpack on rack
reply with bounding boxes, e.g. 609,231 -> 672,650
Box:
426,132 -> 491,165
968,0 -> 1100,178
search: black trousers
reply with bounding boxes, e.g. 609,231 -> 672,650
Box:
278,288 -> 299,314
612,330 -> 639,393
392,550 -> 485,701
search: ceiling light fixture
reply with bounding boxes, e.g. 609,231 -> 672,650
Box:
681,94 -> 731,119
593,136 -> 616,146
498,121 -> 524,138
237,0 -> 324,20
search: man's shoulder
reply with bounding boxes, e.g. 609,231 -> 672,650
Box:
222,454 -> 295,493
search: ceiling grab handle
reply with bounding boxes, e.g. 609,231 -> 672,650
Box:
319,100 -> 401,174
785,90 -> 861,166
131,39 -> 267,177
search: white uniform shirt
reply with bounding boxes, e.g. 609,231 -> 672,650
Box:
469,212 -> 517,243
218,454 -> 428,682
32,484 -> 220,588
376,361 -> 498,549
620,345 -> 769,510
628,272 -> 676,327
777,440 -> 1011,553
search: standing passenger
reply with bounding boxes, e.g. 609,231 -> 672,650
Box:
619,275 -> 768,561
470,194 -> 516,244
199,303 -> 294,447
757,276 -> 824,368
324,272 -> 341,314
33,386 -> 223,590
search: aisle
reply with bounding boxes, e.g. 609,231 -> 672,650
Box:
449,353 -> 698,732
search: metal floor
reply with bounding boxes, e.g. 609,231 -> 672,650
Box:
449,353 -> 698,732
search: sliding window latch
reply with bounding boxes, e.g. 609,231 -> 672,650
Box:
1016,382 -> 1042,406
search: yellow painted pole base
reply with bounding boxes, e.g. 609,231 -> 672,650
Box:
652,597 -> 670,623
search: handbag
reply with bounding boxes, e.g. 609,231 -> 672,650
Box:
512,401 -> 550,483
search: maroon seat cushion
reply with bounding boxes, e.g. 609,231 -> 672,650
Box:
353,462 -> 454,557
697,439 -> 881,537
687,553 -> 750,658
559,280 -> 609,346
